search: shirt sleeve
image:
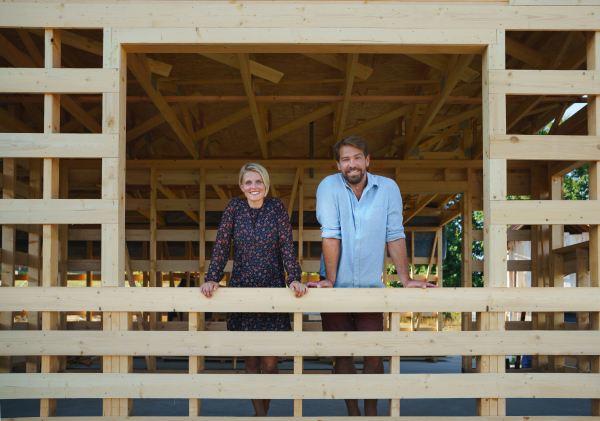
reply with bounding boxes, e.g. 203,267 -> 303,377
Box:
205,199 -> 236,284
316,178 -> 342,239
273,198 -> 302,286
386,181 -> 406,242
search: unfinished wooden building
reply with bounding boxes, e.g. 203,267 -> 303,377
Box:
0,1 -> 599,419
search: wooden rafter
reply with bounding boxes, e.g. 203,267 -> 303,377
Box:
404,54 -> 475,159
128,53 -> 199,159
403,194 -> 437,224
417,124 -> 461,152
505,37 -> 551,69
237,53 -> 268,159
287,167 -> 302,219
335,54 -> 359,143
301,53 -> 373,81
405,54 -> 479,83
200,53 -> 283,84
156,182 -> 200,224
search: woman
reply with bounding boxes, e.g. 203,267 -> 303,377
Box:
200,163 -> 307,417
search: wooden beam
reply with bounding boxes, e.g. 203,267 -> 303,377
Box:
267,104 -> 334,143
0,68 -> 119,94
301,53 -> 373,81
403,194 -> 437,224
334,53 -> 359,143
0,134 -> 119,158
404,54 -> 475,158
193,106 -> 252,143
490,135 -> 600,160
200,53 -> 283,84
287,167 -> 302,219
0,199 -> 118,224
237,53 -> 268,158
405,54 -> 479,83
156,182 -> 200,224
416,125 -> 460,152
490,70 -> 600,96
505,37 -> 551,68
127,53 -> 199,159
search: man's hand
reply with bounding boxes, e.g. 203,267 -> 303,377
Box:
306,278 -> 334,288
399,277 -> 438,289
289,281 -> 308,298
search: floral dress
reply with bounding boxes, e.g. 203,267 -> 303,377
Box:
205,197 -> 302,331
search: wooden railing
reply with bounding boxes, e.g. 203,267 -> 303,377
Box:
1,287 -> 599,420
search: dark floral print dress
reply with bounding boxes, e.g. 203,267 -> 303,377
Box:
205,197 -> 302,331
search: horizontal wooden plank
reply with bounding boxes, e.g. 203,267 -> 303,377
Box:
490,135 -> 600,161
2,418 -> 599,421
489,70 -> 600,95
512,0 -> 600,4
0,199 -> 118,224
0,133 -> 119,158
490,200 -> 600,225
1,373 -> 598,399
125,198 -> 317,212
2,330 -> 598,357
5,3 -> 600,31
2,287 -> 599,312
0,68 -> 120,94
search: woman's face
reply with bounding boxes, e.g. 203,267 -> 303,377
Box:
240,171 -> 266,206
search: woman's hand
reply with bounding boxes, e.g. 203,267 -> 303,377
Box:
200,281 -> 220,298
289,281 -> 308,298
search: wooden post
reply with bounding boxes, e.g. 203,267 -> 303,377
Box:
588,30 -> 600,418
40,29 -> 61,417
101,27 -> 131,416
294,311 -> 303,417
479,33 -> 507,417
148,166 -> 158,372
298,167 -> 304,270
436,227 -> 444,332
26,158 -> 42,374
549,175 -> 564,373
58,165 -> 68,372
461,170 -> 473,372
190,166 -> 206,416
576,247 -> 590,373
0,157 -> 16,374
389,312 -> 400,416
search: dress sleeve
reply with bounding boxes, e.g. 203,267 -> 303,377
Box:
274,198 -> 302,286
205,199 -> 236,284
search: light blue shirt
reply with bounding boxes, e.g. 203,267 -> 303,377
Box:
317,172 -> 405,288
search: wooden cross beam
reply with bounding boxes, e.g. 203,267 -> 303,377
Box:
237,53 -> 268,159
200,53 -> 283,84
334,54 -> 359,143
301,53 -> 373,81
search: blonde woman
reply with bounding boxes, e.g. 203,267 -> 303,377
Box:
200,163 -> 307,417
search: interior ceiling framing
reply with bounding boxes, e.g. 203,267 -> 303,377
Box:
0,28 -> 589,225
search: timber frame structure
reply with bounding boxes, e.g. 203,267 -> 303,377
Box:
0,1 -> 600,420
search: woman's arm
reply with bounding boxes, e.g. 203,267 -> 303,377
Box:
201,200 -> 236,298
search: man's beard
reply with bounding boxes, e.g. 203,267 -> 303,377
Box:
343,167 -> 365,185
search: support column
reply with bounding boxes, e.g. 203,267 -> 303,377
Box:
388,312 -> 400,416
461,170 -> 473,373
148,166 -> 158,372
27,158 -> 42,374
190,166 -> 206,416
294,311 -> 303,417
101,27 -> 130,417
549,175 -> 564,373
479,33 -> 507,417
0,157 -> 16,374
40,29 -> 61,417
588,30 -> 600,417
58,165 -> 68,372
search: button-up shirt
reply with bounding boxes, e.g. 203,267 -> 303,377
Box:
317,172 -> 405,288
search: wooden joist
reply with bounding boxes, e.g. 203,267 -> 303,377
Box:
0,68 -> 119,94
490,70 -> 600,95
490,135 -> 600,160
0,133 -> 119,158
0,199 -> 118,224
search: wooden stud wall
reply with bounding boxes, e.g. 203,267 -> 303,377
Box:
1,11 -> 600,420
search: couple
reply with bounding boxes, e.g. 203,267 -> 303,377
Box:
200,135 -> 437,417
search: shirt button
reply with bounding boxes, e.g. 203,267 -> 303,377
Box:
356,241 -> 359,244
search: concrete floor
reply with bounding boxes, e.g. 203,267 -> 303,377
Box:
1,356 -> 592,418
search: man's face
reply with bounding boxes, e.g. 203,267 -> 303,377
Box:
337,145 -> 370,185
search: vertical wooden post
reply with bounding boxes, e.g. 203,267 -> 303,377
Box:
294,311 -> 303,417
461,170 -> 473,372
549,175 -> 564,373
39,28 -> 61,417
86,240 -> 93,321
436,227 -> 444,331
101,27 -> 130,416
530,164 -> 546,370
298,168 -> 304,270
148,166 -> 158,372
575,247 -> 590,373
190,166 -> 206,416
27,158 -> 42,374
588,30 -> 600,417
479,32 -> 507,417
389,312 -> 400,416
0,157 -> 16,374
58,165 -> 68,372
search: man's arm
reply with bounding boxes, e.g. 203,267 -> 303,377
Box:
306,237 -> 339,288
387,238 -> 438,288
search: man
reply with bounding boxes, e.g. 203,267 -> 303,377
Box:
306,135 -> 437,417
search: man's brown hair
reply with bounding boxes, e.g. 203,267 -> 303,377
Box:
333,135 -> 369,162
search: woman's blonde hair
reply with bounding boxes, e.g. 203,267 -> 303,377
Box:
238,163 -> 270,196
